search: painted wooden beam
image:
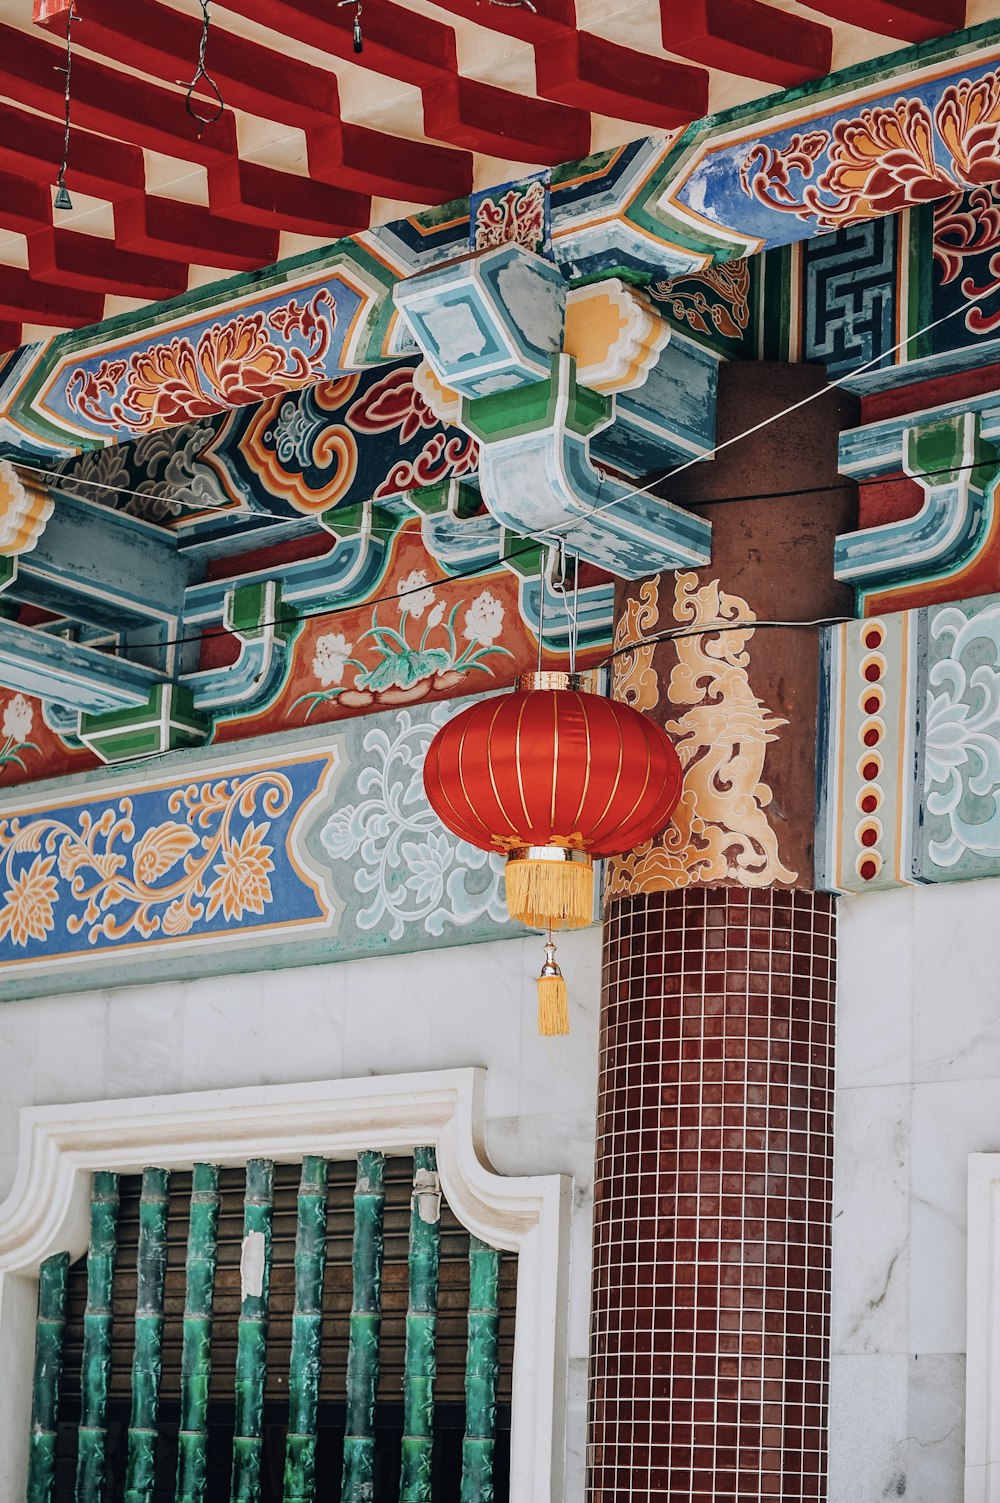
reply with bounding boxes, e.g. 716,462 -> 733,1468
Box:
125,1167 -> 170,1503
341,1150 -> 386,1503
400,1148 -> 441,1503
25,1252 -> 69,1503
74,1171 -> 120,1503
283,1156 -> 329,1503
0,619 -> 166,714
230,1158 -> 274,1503
460,1237 -> 501,1503
175,1164 -> 221,1503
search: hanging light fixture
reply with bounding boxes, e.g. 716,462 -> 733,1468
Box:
422,668 -> 683,1033
54,0 -> 77,212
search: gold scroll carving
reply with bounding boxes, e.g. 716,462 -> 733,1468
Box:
606,572 -> 797,895
611,577 -> 660,711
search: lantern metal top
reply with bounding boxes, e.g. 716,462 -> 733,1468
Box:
515,670 -> 585,692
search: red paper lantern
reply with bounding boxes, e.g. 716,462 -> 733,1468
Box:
423,671 -> 683,935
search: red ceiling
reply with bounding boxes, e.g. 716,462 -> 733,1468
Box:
0,0 -> 972,347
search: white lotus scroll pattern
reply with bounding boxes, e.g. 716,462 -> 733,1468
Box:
319,704 -> 508,940
925,600 -> 1000,867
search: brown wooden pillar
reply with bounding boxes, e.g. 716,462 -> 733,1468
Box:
587,364 -> 857,1502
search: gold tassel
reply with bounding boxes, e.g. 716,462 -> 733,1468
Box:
506,851 -> 593,930
537,940 -> 569,1036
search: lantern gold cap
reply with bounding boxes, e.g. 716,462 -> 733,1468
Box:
516,670 -> 585,692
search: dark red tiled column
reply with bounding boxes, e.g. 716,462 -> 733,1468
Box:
587,365 -> 853,1503
588,889 -> 835,1501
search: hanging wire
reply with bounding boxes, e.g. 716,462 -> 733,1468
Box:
19,456 -> 1000,529
553,542 -> 580,673
180,0 -> 225,138
536,556 -> 545,673
54,0 -> 77,212
547,296 -> 990,551
337,0 -> 364,54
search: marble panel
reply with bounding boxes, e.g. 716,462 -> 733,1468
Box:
828,1353 -> 909,1503
31,993 -> 108,1106
104,985 -> 187,1100
908,1079 -> 1000,1353
837,887 -> 914,1088
911,878 -> 1000,1083
0,1002 -> 37,1163
906,1351 -> 965,1503
831,1084 -> 910,1356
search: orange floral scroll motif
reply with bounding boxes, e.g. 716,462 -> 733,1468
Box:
740,72 -> 1000,232
68,289 -> 338,434
605,573 -> 797,897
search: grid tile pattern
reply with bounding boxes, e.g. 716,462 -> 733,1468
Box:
588,888 -> 836,1502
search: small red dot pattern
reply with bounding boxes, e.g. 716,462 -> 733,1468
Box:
587,888 -> 836,1502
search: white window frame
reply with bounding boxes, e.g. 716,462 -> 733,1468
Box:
0,1068 -> 571,1502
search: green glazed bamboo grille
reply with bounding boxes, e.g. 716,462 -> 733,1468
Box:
74,1170 -> 120,1503
282,1156 -> 329,1503
175,1163 -> 221,1503
124,1167 -> 170,1503
26,1152 -> 513,1502
25,1252 -> 69,1503
230,1157 -> 274,1503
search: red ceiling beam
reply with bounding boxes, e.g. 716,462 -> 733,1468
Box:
0,268 -> 103,327
661,0 -> 832,85
424,78 -> 590,164
0,171 -> 58,237
0,106 -> 279,279
535,32 -> 708,128
37,0 -> 341,133
112,198 -> 280,275
30,232 -> 188,300
428,0 -> 579,44
307,124 -> 472,203
795,0 -> 965,42
0,101 -> 145,201
208,161 -> 371,237
222,0 -> 456,89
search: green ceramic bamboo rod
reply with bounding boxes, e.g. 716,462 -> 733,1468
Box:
25,1251 -> 70,1503
460,1237 -> 501,1503
341,1150 -> 386,1503
399,1148 -> 441,1503
175,1164 -> 221,1503
74,1170 -> 120,1503
124,1167 -> 171,1503
282,1156 -> 329,1503
230,1159 -> 274,1503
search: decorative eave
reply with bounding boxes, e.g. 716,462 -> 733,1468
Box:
3,17 -> 1000,461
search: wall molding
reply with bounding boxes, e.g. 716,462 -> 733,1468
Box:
0,1068 -> 572,1503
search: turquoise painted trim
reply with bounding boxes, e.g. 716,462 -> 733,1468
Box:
0,620 -> 165,715
835,414 -> 998,593
467,356 -> 712,579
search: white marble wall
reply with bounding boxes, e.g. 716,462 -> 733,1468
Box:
832,879 -> 1000,1503
0,928 -> 601,1499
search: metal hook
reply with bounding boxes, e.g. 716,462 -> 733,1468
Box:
179,0 -> 225,138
